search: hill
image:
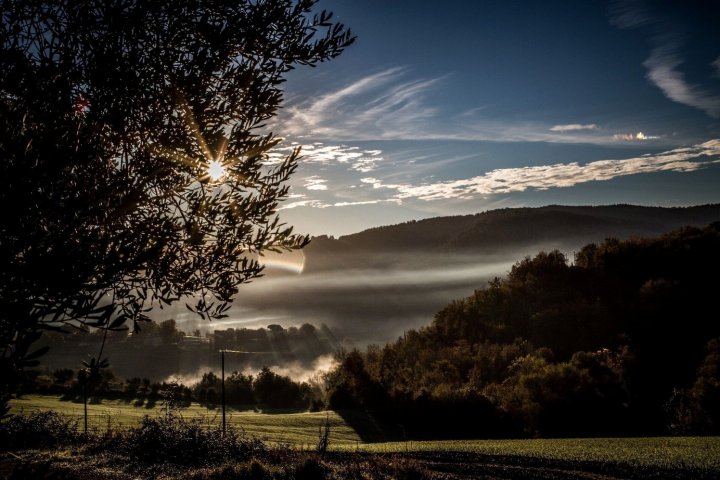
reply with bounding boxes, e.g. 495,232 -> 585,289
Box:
218,204 -> 720,345
303,204 -> 720,269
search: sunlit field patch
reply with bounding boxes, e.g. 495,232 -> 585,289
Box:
9,394 -> 361,445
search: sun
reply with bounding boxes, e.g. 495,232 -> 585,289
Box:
207,160 -> 227,181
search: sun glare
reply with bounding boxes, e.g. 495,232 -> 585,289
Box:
208,160 -> 227,181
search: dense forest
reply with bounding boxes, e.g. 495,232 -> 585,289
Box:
323,223 -> 720,438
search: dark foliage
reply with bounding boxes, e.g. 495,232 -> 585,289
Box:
18,364 -> 317,412
253,367 -> 313,409
666,338 -> 720,434
127,415 -> 265,466
0,411 -> 81,451
324,224 -> 720,437
0,0 -> 353,411
33,321 -> 340,382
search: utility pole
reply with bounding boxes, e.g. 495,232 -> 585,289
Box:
218,349 -> 256,436
221,349 -> 226,436
83,381 -> 88,434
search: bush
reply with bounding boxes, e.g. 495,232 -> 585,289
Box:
0,411 -> 81,451
126,415 -> 265,465
295,457 -> 327,480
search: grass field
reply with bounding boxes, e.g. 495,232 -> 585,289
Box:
345,437 -> 720,472
8,394 -> 363,446
9,395 -> 720,475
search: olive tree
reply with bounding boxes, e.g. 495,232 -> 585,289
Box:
0,0 -> 354,409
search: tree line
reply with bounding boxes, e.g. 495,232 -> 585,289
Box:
34,320 -> 340,380
19,365 -> 320,411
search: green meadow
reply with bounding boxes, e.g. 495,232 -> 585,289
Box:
9,394 -> 720,474
9,394 -> 362,446
346,437 -> 720,472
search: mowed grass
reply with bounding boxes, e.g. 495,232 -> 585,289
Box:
347,437 -> 720,473
10,395 -> 720,473
8,394 -> 362,446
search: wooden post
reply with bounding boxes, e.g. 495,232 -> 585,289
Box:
221,350 -> 226,436
83,382 -> 88,434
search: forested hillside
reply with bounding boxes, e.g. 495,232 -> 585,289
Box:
306,204 -> 720,257
323,223 -> 720,438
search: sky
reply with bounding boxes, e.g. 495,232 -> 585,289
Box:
264,0 -> 720,237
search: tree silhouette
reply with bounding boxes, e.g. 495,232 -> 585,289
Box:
0,0 -> 354,408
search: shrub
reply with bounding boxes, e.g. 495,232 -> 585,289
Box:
125,415 -> 265,465
0,411 -> 81,451
295,457 -> 327,480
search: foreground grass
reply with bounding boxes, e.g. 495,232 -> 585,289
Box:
348,437 -> 720,473
9,394 -> 362,445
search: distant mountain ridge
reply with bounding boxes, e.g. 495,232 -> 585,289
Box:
304,205 -> 720,267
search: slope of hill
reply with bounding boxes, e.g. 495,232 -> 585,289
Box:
146,204 -> 720,348
306,204 -> 720,255
285,204 -> 720,342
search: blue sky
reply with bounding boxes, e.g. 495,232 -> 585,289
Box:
270,0 -> 720,236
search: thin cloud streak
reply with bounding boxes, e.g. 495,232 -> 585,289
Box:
278,70 -> 670,145
281,67 -> 442,140
280,199 -> 329,210
550,124 -> 598,132
644,48 -> 720,118
279,198 -> 401,211
609,1 -> 720,118
361,140 -> 720,202
270,142 -> 385,173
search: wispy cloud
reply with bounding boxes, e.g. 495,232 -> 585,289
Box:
607,2 -> 655,29
644,48 -> 720,118
609,2 -> 720,118
280,199 -> 329,210
279,198 -> 400,210
280,67 -> 442,140
277,69 -> 674,146
332,200 -> 385,207
360,140 -> 720,201
270,142 -> 385,173
550,124 -> 598,132
303,176 -> 328,191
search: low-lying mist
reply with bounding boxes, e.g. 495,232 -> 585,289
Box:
165,353 -> 337,386
167,251 -> 540,346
